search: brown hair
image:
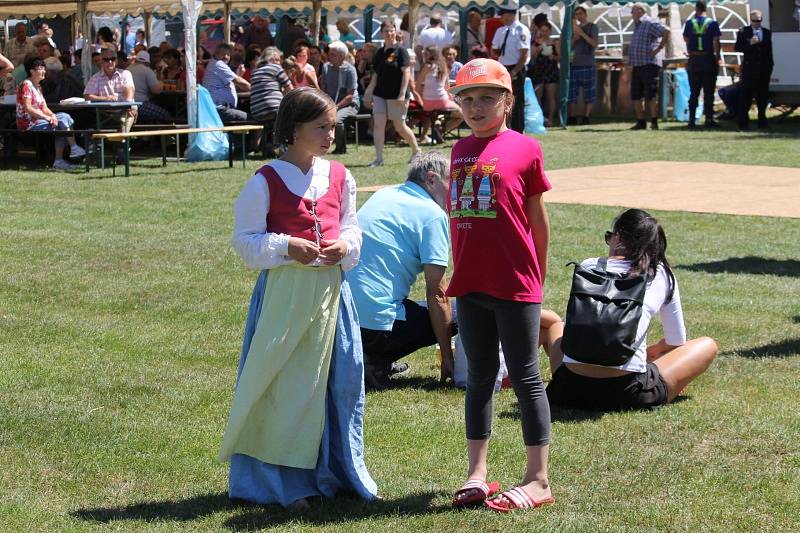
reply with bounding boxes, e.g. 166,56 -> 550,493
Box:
424,45 -> 448,83
274,87 -> 336,146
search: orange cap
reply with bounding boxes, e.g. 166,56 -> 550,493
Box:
449,58 -> 512,95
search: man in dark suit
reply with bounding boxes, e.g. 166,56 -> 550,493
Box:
734,9 -> 773,130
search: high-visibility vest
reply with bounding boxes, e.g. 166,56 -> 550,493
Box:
690,17 -> 712,51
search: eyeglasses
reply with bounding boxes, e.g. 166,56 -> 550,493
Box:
604,230 -> 614,245
102,57 -> 116,62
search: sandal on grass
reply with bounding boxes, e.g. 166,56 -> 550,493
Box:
452,479 -> 501,508
484,487 -> 555,513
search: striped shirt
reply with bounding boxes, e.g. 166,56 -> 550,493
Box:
202,59 -> 237,107
629,17 -> 668,67
249,63 -> 291,119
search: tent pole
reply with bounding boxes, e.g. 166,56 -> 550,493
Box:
408,0 -> 419,48
144,12 -> 152,47
223,1 -> 231,45
312,0 -> 322,46
79,0 -> 92,85
558,0 -> 575,129
181,0 -> 201,131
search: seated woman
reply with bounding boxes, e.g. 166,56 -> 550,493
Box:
541,208 -> 718,411
16,57 -> 85,170
415,45 -> 463,145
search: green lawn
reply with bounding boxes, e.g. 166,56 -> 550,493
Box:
1,120 -> 798,531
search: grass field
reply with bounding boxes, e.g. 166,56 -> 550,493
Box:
1,120 -> 799,531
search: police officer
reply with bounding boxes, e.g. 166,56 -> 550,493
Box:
683,1 -> 721,128
491,0 -> 530,133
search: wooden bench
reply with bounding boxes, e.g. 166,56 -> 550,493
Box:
344,114 -> 372,150
93,124 -> 264,177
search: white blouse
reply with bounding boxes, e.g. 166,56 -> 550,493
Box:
230,158 -> 361,271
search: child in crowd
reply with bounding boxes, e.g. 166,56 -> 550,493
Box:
447,58 -> 554,512
542,208 -> 718,410
416,45 -> 463,144
219,87 -> 378,509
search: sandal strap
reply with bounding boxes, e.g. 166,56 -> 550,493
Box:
460,479 -> 489,496
505,487 -> 534,509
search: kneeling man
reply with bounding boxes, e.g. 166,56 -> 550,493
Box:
348,151 -> 455,389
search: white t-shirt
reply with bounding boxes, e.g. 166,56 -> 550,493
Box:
418,26 -> 453,50
562,257 -> 687,373
231,158 -> 361,271
491,20 -> 531,66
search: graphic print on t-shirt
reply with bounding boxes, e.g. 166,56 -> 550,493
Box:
450,157 -> 498,218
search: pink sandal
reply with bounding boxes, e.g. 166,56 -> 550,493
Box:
452,479 -> 501,508
484,487 -> 555,513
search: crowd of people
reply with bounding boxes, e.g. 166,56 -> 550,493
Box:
0,4 -> 779,167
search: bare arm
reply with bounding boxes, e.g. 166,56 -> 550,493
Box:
574,25 -> 598,48
398,65 -> 411,100
526,194 -> 550,282
0,52 -> 13,74
233,75 -> 251,90
423,264 -> 454,382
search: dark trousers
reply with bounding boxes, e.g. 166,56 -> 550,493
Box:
688,55 -> 718,123
457,293 -> 550,446
505,66 -> 525,133
216,104 -> 248,123
738,72 -> 771,128
334,105 -> 358,153
360,299 -> 457,369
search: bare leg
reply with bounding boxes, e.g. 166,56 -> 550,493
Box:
647,99 -> 659,120
538,310 -> 564,373
634,99 -> 645,119
488,444 -> 552,507
372,112 -> 387,163
652,337 -> 717,402
584,102 -> 593,118
445,106 -> 463,132
453,437 -> 490,503
54,137 -> 66,162
66,135 -> 77,147
391,117 -> 419,155
546,83 -> 558,125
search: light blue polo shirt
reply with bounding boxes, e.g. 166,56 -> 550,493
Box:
202,59 -> 237,107
348,181 -> 450,331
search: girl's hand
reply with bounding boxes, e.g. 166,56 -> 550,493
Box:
49,115 -> 58,126
319,239 -> 348,265
288,237 -> 321,264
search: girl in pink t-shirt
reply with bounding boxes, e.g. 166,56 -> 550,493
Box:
447,59 -> 554,513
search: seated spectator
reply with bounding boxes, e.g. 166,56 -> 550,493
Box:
12,37 -> 57,86
202,43 -> 250,122
84,48 -> 137,132
249,46 -> 292,155
116,50 -> 132,70
307,44 -> 324,76
136,30 -> 147,49
41,56 -> 84,103
127,50 -> 171,123
158,48 -> 185,91
16,57 -> 86,170
528,21 -> 560,126
4,22 -> 35,67
241,49 -> 260,81
416,45 -> 463,143
147,46 -> 162,72
230,42 -> 246,71
347,151 -> 456,389
283,55 -> 318,90
319,41 -> 359,155
356,43 -> 376,93
96,27 -> 118,52
442,45 -> 463,82
542,209 -> 718,411
158,41 -> 171,54
336,18 -> 357,45
294,44 -> 319,88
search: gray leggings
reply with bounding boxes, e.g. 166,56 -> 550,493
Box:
457,293 -> 550,446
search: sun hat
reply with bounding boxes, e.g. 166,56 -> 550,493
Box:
135,50 -> 150,63
448,58 -> 512,95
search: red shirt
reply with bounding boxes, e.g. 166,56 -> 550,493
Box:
447,129 -> 551,302
485,17 -> 504,50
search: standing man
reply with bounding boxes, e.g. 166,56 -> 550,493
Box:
4,22 -> 35,67
202,43 -> 251,123
735,10 -> 773,130
683,1 -> 721,128
568,5 -> 599,125
628,4 -> 670,130
418,14 -> 453,53
347,152 -> 455,390
319,41 -> 359,155
491,0 -> 530,132
463,10 -> 484,54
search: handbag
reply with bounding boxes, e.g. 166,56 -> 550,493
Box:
561,257 -> 648,366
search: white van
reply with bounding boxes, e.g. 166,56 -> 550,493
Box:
750,0 -> 800,105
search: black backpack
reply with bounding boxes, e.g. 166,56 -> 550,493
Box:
560,257 -> 648,366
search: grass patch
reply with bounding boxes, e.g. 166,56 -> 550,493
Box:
1,120 -> 798,531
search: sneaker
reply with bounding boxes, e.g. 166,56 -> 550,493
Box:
630,120 -> 647,130
704,120 -> 721,129
687,121 -> 696,129
367,159 -> 384,168
364,362 -> 391,391
69,145 -> 86,159
53,159 -> 77,170
389,361 -> 410,376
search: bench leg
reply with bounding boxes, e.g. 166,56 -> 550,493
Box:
161,136 -> 167,167
241,133 -> 246,168
124,138 -> 130,177
100,139 -> 105,170
176,133 -> 180,162
228,132 -> 234,168
354,121 -> 359,151
83,133 -> 90,173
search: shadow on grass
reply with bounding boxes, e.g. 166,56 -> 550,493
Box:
678,256 -> 800,277
72,490 -> 446,528
498,404 -> 603,423
223,491 -> 446,530
724,338 -> 800,358
793,316 -> 800,324
368,375 -> 446,393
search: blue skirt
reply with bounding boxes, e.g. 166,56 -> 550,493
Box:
228,270 -> 379,507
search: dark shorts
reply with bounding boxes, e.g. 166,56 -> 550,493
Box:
546,362 -> 668,411
360,299 -> 457,368
631,64 -> 661,101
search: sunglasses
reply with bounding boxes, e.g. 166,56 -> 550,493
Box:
604,230 -> 615,245
751,18 -> 762,22
102,57 -> 116,62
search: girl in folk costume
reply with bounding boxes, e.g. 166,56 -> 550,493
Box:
219,87 -> 378,509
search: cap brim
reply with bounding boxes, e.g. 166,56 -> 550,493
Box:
448,81 -> 511,95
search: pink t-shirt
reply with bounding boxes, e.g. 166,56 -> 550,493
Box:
447,129 -> 551,302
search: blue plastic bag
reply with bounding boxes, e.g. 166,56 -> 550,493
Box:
524,77 -> 547,134
187,86 -> 230,161
672,68 -> 703,122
